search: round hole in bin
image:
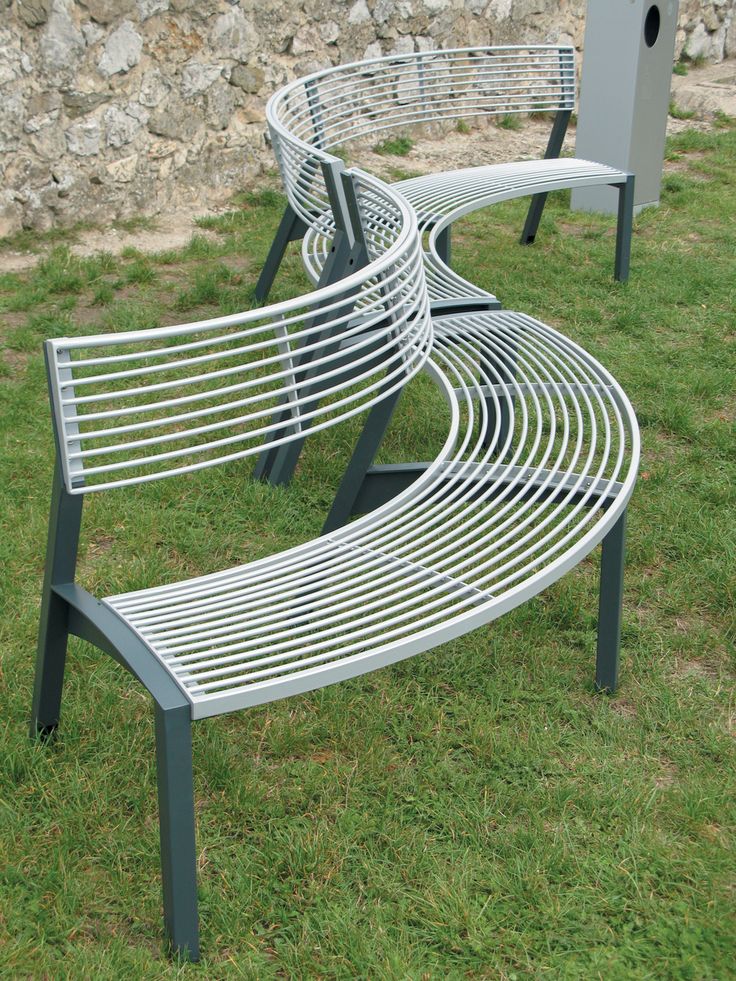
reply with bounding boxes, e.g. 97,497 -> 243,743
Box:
644,4 -> 660,47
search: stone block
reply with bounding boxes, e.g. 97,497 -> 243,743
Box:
210,8 -> 257,62
17,0 -> 51,28
107,153 -> 138,182
62,90 -> 111,118
40,2 -> 86,78
98,20 -> 143,76
229,64 -> 264,94
65,118 -> 101,156
181,61 -> 223,98
148,99 -> 204,142
80,0 -> 135,24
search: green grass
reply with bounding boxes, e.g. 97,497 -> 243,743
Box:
1,125 -> 735,976
497,113 -> 522,131
373,135 -> 415,156
669,100 -> 696,121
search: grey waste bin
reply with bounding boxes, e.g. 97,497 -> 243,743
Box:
572,0 -> 680,214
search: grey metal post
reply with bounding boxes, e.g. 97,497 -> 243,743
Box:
614,174 -> 636,282
596,508 -> 627,692
30,461 -> 83,738
573,0 -> 680,213
155,702 -> 199,961
258,166 -> 371,487
520,109 -> 572,245
254,204 -> 309,303
322,387 -> 403,533
435,226 -> 451,265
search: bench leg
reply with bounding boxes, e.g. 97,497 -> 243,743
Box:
614,175 -> 635,283
596,508 -> 627,693
257,239 -> 365,488
155,703 -> 199,961
520,191 -> 549,246
435,225 -> 451,265
323,387 -> 403,533
30,466 -> 83,739
254,204 -> 306,303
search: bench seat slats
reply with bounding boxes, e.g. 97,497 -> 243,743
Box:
105,311 -> 638,720
302,157 -> 629,301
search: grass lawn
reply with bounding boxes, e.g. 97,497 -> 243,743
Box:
1,123 -> 734,978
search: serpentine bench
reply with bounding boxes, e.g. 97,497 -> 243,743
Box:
31,168 -> 639,960
256,44 -> 635,308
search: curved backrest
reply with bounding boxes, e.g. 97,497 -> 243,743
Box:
268,45 -> 576,225
46,170 -> 432,494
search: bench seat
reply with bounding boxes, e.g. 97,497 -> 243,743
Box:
302,157 -> 631,302
104,311 -> 638,721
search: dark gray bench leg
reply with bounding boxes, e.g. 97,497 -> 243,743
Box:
596,508 -> 627,693
520,191 -> 549,246
614,175 -> 635,283
435,225 -> 451,265
520,108 -> 571,246
155,702 -> 199,961
30,467 -> 83,739
322,387 -> 403,533
254,204 -> 307,303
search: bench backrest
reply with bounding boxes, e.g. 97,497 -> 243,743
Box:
46,170 -> 432,494
268,45 -> 576,224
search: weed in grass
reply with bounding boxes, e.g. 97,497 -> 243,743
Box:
181,234 -> 225,260
669,100 -> 696,121
497,114 -> 522,131
102,299 -> 162,332
113,215 -> 159,234
682,51 -> 707,69
175,263 -> 237,311
713,110 -> 735,130
81,252 -> 117,281
232,188 -> 286,211
196,210 -> 252,234
90,282 -> 115,306
34,247 -> 85,295
150,248 -> 181,265
123,257 -> 157,286
373,136 -> 414,156
384,166 -> 424,182
0,220 -> 97,254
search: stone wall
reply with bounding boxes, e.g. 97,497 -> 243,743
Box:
1,0 -> 734,236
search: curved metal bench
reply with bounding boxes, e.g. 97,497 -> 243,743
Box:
31,166 -> 639,960
258,45 -> 635,307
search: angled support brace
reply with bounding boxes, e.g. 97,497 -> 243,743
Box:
254,204 -> 309,303
322,386 -> 403,533
520,109 -> 571,246
257,165 -> 371,487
